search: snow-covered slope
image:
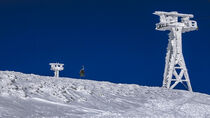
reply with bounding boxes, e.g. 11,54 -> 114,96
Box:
0,71 -> 210,118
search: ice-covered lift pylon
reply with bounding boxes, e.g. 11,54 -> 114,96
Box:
154,11 -> 198,91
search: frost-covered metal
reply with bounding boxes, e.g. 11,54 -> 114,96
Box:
49,63 -> 64,77
154,11 -> 198,91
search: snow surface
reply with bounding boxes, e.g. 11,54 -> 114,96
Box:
0,71 -> 210,118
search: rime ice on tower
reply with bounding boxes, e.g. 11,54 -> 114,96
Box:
49,63 -> 64,77
154,11 -> 198,91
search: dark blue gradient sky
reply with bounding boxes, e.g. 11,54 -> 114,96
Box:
0,0 -> 210,94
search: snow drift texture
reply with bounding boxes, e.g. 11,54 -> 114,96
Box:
0,71 -> 210,118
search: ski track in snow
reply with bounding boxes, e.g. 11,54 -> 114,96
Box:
32,97 -> 71,107
0,71 -> 210,118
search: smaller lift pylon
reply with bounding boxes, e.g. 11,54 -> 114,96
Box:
49,63 -> 64,78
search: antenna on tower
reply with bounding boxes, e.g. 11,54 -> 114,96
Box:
49,63 -> 64,78
154,11 -> 198,91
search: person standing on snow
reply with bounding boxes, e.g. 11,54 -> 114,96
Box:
79,65 -> 85,78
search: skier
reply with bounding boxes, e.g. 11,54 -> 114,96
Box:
79,65 -> 85,78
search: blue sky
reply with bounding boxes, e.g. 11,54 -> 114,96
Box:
0,0 -> 210,94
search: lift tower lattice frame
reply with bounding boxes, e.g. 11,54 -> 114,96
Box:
154,11 -> 198,91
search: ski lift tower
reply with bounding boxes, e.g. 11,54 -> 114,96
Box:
153,11 -> 198,91
49,63 -> 64,78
